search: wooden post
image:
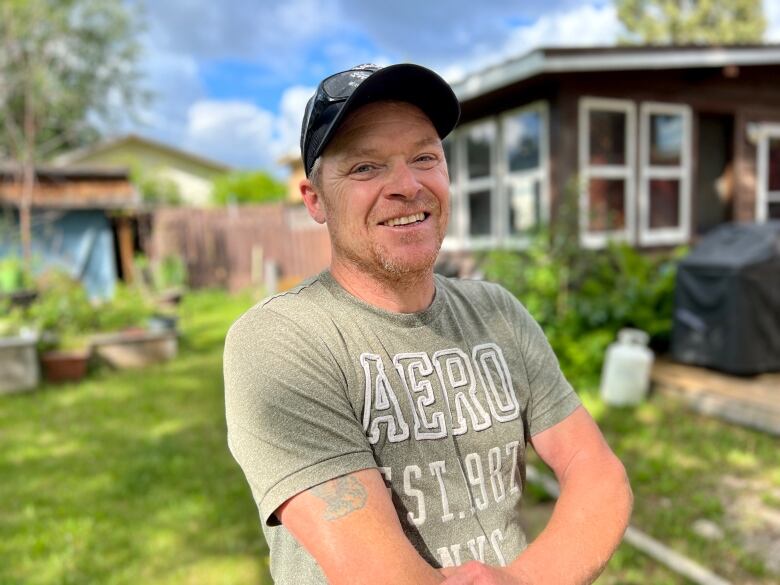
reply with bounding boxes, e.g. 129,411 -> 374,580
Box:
116,215 -> 135,284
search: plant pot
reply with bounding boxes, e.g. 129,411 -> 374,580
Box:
0,334 -> 40,394
156,287 -> 184,308
40,349 -> 90,384
0,289 -> 38,309
148,313 -> 179,332
91,329 -> 178,369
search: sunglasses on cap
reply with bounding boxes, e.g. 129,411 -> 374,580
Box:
300,65 -> 380,164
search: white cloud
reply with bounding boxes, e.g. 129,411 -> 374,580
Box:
185,100 -> 276,170
137,0 -> 344,77
275,85 -> 315,159
182,85 -> 322,172
765,0 -> 780,42
443,3 -> 619,83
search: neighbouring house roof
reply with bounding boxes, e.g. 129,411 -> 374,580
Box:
0,162 -> 139,209
52,133 -> 232,174
452,44 -> 780,102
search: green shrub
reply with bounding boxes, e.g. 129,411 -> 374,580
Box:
0,255 -> 33,293
156,255 -> 188,289
212,171 -> 286,205
94,283 -> 155,332
27,270 -> 99,350
482,234 -> 684,385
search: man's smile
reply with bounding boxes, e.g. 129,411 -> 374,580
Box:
380,212 -> 430,227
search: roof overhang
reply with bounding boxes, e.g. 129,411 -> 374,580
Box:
452,45 -> 780,103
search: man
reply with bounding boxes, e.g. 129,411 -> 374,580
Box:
224,63 -> 632,585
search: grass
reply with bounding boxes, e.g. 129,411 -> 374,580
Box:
0,289 -> 270,585
531,385 -> 780,584
2,288 -> 778,584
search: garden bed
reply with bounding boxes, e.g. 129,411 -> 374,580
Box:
91,329 -> 178,369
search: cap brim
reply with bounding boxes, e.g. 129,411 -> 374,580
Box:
310,64 -> 460,167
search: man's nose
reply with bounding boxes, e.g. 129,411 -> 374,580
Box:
386,161 -> 423,199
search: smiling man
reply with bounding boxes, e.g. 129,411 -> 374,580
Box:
224,63 -> 632,585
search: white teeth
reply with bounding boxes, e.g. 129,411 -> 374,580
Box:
384,212 -> 425,227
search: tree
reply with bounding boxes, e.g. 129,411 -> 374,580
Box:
616,0 -> 766,45
0,0 -> 146,264
212,171 -> 287,206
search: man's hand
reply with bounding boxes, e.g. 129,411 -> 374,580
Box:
440,561 -> 528,584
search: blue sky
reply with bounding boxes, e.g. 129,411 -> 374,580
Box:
128,0 -> 780,175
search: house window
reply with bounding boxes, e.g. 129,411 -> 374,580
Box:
579,98 -> 636,248
501,103 -> 548,242
638,103 -> 691,245
444,102 -> 549,249
464,121 -> 496,241
757,125 -> 780,221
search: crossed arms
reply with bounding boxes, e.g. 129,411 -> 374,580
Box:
277,406 -> 633,585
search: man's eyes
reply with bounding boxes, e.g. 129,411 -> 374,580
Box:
414,153 -> 440,165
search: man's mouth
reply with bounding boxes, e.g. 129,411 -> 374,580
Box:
382,212 -> 428,227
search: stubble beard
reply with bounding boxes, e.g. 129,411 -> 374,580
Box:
334,229 -> 443,287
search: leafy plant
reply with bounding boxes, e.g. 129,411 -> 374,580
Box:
155,255 -> 188,290
27,270 -> 98,351
0,256 -> 33,293
94,283 -> 155,332
483,234 -> 684,386
0,301 -> 27,337
212,170 -> 286,205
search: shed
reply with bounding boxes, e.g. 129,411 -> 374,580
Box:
0,163 -> 140,298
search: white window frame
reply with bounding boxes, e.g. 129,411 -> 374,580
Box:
579,97 -> 636,249
458,118 -> 498,249
638,102 -> 692,245
443,102 -> 550,250
756,123 -> 780,222
499,102 -> 550,248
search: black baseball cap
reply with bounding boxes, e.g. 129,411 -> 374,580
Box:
300,63 -> 461,177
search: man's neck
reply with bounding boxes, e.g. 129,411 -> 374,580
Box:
330,260 -> 436,314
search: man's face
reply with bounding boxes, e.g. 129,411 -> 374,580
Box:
311,101 -> 450,282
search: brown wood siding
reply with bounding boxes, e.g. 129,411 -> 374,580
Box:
458,64 -> 780,243
149,204 -> 330,292
0,177 -> 137,209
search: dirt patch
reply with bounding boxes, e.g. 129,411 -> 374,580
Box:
721,474 -> 780,577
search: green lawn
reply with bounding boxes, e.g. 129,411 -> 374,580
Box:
2,289 -> 778,584
0,290 -> 271,585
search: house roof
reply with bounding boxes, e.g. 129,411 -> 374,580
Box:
0,163 -> 139,209
52,133 -> 232,173
452,44 -> 780,103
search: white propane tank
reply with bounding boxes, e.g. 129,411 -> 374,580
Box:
600,328 -> 655,406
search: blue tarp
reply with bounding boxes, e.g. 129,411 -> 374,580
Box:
0,208 -> 117,299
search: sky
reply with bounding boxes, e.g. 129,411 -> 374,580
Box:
126,0 -> 780,176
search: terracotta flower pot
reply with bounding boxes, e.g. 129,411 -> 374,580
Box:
40,349 -> 90,383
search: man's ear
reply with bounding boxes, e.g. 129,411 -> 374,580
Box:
300,179 -> 327,224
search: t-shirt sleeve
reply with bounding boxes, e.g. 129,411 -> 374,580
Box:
496,286 -> 581,437
223,305 -> 377,526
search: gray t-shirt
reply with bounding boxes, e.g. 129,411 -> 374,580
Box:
223,271 -> 580,584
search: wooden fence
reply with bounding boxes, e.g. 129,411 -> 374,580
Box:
148,204 -> 330,292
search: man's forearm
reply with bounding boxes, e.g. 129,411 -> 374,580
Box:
508,451 -> 633,585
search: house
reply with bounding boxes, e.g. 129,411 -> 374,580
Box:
52,134 -> 231,207
279,152 -> 306,204
443,44 -> 780,252
0,164 -> 140,298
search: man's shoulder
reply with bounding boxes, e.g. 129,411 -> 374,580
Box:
435,274 -> 514,307
225,273 -> 330,346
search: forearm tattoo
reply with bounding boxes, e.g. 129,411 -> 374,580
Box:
311,475 -> 368,521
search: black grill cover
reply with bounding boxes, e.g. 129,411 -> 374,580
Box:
672,221 -> 780,375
